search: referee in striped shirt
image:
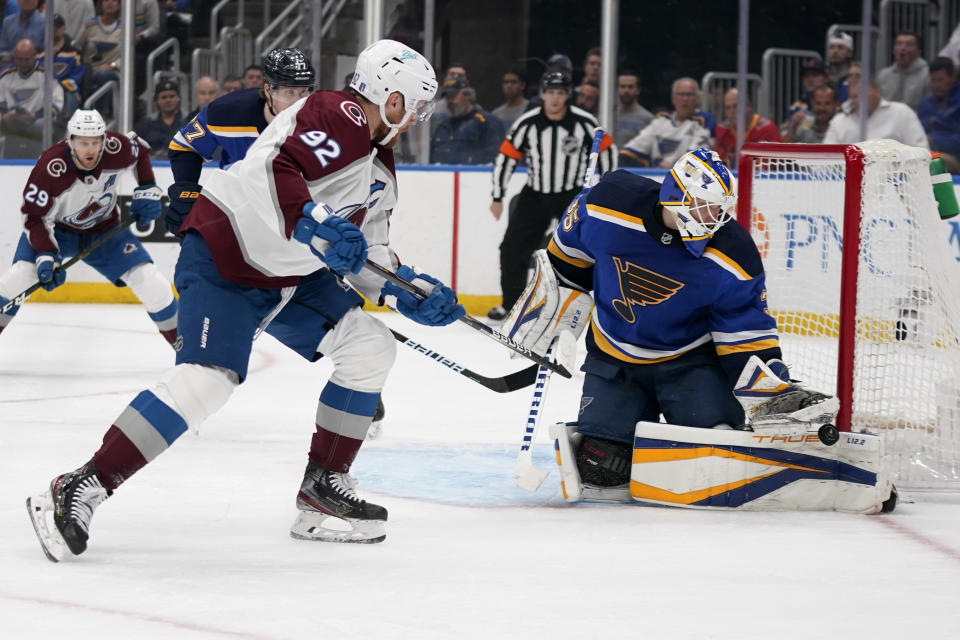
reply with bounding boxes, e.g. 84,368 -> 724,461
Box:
488,71 -> 616,320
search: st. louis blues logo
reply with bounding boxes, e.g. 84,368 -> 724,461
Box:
610,256 -> 684,323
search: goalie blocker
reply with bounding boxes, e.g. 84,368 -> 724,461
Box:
550,420 -> 896,514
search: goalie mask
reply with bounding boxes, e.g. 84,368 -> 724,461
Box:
350,39 -> 438,146
659,148 -> 737,257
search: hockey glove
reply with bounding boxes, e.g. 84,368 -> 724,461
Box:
165,182 -> 202,238
381,265 -> 466,327
35,252 -> 66,291
293,201 -> 368,275
131,184 -> 164,229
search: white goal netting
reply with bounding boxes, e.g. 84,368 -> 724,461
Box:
741,140 -> 960,489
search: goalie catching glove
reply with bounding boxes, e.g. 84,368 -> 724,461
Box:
293,201 -> 368,275
381,265 -> 465,327
734,355 -> 837,425
501,249 -> 592,367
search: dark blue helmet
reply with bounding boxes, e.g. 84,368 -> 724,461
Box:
263,48 -> 315,87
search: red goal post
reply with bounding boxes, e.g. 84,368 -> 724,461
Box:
736,141 -> 960,490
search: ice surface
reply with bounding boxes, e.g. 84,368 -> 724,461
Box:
1,304 -> 958,639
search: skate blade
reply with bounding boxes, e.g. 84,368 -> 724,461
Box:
26,492 -> 67,562
290,511 -> 386,544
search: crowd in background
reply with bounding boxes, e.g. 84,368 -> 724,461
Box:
414,27 -> 960,173
2,2 -> 960,171
0,0 -> 221,158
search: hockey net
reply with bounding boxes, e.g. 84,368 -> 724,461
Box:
737,140 -> 960,490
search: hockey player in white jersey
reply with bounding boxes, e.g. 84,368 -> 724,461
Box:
0,109 -> 177,345
27,40 -> 464,560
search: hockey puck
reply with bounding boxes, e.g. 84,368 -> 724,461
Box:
818,424 -> 840,446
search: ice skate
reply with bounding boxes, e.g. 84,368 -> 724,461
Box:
26,462 -> 111,562
291,461 -> 387,543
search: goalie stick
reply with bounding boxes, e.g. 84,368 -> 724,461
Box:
513,126 -> 606,492
390,328 -> 538,393
1,216 -> 139,315
363,258 -> 572,378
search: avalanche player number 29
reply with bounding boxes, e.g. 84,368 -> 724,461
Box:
299,130 -> 341,168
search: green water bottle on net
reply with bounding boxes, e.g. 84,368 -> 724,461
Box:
930,153 -> 959,220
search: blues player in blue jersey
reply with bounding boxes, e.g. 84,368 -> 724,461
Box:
166,48 -> 316,239
504,148 -> 806,490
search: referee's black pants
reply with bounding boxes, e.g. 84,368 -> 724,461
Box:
498,186 -> 580,311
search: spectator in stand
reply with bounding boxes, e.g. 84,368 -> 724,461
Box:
575,80 -> 599,115
917,57 -> 960,172
433,62 -> 468,120
781,60 -> 830,134
75,0 -> 122,116
0,39 -> 64,154
581,47 -> 601,85
242,64 -> 263,89
185,75 -> 218,121
160,0 -> 191,47
135,79 -> 184,158
877,31 -> 931,110
220,74 -> 242,94
60,0 -> 97,43
0,0 -> 45,62
48,13 -> 85,120
620,77 -> 713,168
783,85 -> 838,144
430,76 -> 504,165
823,74 -> 928,148
492,67 -> 528,130
715,87 -> 781,168
827,31 -> 854,100
614,69 -> 653,147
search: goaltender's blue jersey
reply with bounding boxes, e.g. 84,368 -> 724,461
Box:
168,88 -> 268,180
547,169 -> 781,383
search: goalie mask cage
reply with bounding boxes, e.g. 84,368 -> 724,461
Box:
737,140 -> 960,490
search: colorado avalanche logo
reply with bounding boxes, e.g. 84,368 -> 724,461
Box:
610,256 -> 684,323
46,158 -> 67,177
103,135 -> 122,154
122,242 -> 138,255
340,101 -> 367,127
62,193 -> 115,229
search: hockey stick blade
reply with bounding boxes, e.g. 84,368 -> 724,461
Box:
366,259 -> 571,378
514,465 -> 551,492
1,216 -> 138,315
391,329 -> 538,393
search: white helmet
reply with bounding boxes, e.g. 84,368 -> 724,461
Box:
349,39 -> 438,145
659,148 -> 737,256
67,109 -> 106,138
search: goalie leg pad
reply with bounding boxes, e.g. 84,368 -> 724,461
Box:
630,421 -> 894,514
548,423 -> 583,502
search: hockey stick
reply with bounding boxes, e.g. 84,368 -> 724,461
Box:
1,216 -> 138,315
390,328 -> 538,393
364,258 -> 572,378
513,126 -> 606,492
